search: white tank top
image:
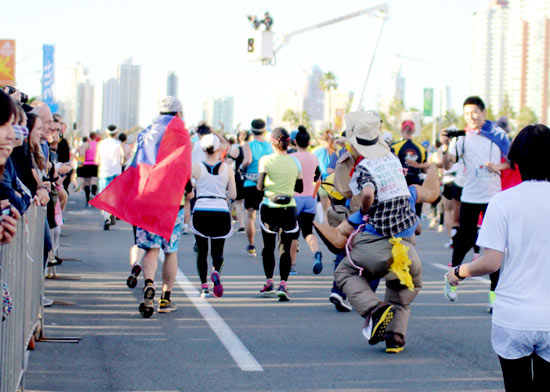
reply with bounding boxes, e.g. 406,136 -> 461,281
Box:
193,162 -> 229,212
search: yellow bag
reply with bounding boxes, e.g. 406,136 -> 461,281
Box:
320,173 -> 345,201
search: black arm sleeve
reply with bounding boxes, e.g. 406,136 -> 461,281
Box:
313,166 -> 321,182
294,178 -> 303,193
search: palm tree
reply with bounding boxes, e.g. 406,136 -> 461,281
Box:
319,71 -> 338,128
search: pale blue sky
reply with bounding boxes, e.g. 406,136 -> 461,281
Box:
3,0 -> 486,128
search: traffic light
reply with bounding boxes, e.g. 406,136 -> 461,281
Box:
247,38 -> 254,53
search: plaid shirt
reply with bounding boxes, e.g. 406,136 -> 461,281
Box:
352,163 -> 417,237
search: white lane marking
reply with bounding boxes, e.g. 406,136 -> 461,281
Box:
175,268 -> 264,372
430,263 -> 491,283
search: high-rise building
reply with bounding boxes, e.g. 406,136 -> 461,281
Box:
76,78 -> 94,135
166,71 -> 178,97
202,96 -> 235,131
469,0 -> 509,114
303,65 -> 325,123
470,0 -> 550,122
118,58 -> 141,130
102,77 -> 120,130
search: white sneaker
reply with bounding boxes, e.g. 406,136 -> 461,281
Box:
43,296 -> 54,307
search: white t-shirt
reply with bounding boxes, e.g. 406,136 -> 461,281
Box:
477,181 -> 550,331
97,137 -> 122,178
453,132 -> 502,203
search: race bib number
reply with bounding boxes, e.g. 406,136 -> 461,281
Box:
475,166 -> 496,181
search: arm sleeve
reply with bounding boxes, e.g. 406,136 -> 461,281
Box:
294,178 -> 303,193
313,166 -> 321,182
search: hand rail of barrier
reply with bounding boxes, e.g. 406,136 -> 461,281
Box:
0,205 -> 46,392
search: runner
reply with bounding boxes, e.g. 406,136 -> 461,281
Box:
312,129 -> 336,224
191,133 -> 236,298
240,119 -> 273,256
76,132 -> 99,207
225,130 -> 249,233
333,111 -> 430,353
135,97 -> 190,317
257,127 -> 302,301
445,124 -> 550,390
95,125 -> 123,230
290,126 -> 323,275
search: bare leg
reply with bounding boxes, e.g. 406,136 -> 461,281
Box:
290,239 -> 298,266
162,252 -> 178,293
246,208 -> 256,246
305,234 -> 319,254
235,199 -> 245,229
320,195 -> 330,224
142,248 -> 160,283
130,245 -> 145,266
443,197 -> 454,239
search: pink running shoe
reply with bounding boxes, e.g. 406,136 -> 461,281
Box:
211,271 -> 224,298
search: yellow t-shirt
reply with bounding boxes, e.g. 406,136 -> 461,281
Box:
258,153 -> 301,208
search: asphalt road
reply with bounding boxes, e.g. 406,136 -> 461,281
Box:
25,193 -> 504,392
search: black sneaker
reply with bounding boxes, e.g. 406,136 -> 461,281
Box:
362,302 -> 394,345
385,332 -> 405,354
329,292 -> 352,312
110,215 -> 116,226
103,219 -> 111,230
277,284 -> 290,301
126,264 -> 142,289
139,284 -> 155,318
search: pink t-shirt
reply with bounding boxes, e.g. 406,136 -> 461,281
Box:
292,151 -> 319,197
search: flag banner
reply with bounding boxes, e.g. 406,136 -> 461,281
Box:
0,40 -> 16,86
423,88 -> 434,117
42,44 -> 56,112
90,115 -> 192,239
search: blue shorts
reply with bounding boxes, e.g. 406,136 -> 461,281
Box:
98,175 -> 117,193
295,196 -> 317,215
136,209 -> 185,253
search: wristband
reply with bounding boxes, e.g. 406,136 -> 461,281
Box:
454,265 -> 465,281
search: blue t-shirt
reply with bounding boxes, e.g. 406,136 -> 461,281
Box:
348,185 -> 418,238
313,147 -> 331,179
244,140 -> 273,187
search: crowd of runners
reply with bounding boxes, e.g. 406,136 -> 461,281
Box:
1,87 -> 549,390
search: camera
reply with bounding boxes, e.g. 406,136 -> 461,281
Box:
4,85 -> 28,104
446,130 -> 466,138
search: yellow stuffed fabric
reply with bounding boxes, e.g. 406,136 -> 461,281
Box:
389,237 -> 414,291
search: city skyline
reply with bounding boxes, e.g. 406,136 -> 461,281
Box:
2,0 -> 522,130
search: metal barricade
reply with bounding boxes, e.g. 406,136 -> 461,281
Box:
0,206 -> 46,392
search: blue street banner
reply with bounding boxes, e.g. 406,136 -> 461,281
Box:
42,44 -> 57,112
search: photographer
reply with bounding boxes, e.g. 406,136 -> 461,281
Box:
440,96 -> 510,310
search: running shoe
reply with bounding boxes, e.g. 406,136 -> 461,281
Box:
110,215 -> 116,226
182,224 -> 189,235
329,292 -> 352,312
237,227 -> 245,233
103,219 -> 111,231
313,251 -> 323,275
385,332 -> 405,354
200,284 -> 210,298
158,299 -> 177,313
277,284 -> 290,301
444,273 -> 458,301
289,266 -> 297,276
437,224 -> 444,233
362,302 -> 394,345
139,283 -> 155,318
211,271 -> 224,298
429,217 -> 438,229
487,290 -> 496,313
43,296 -> 54,307
246,245 -> 257,257
443,239 -> 453,248
126,264 -> 142,289
260,282 -> 276,296
193,242 -> 198,253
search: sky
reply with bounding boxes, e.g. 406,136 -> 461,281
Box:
2,0 -> 486,130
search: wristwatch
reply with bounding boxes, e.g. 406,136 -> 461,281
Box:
454,265 -> 465,281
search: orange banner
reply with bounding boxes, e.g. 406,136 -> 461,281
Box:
0,40 -> 16,86
334,108 -> 344,131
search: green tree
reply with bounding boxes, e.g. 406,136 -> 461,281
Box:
486,105 -> 496,121
516,106 -> 538,131
319,71 -> 338,127
282,109 -> 311,130
498,94 -> 516,120
441,110 -> 460,129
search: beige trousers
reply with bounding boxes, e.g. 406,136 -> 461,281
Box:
335,232 -> 422,337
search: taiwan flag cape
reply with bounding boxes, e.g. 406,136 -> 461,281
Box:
90,115 -> 192,239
